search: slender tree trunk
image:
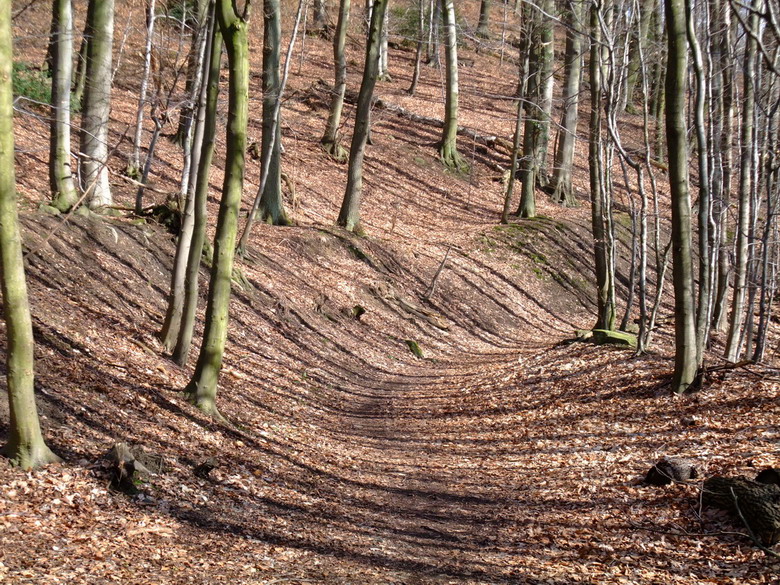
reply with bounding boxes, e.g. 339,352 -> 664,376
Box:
72,24 -> 88,107
407,0 -> 424,95
160,3 -> 216,355
551,0 -> 584,207
80,0 -> 114,209
322,0 -> 351,160
129,0 -> 157,182
426,0 -> 440,68
666,0 -> 698,392
337,0 -> 388,232
588,1 -> 615,331
439,0 -> 466,171
183,0 -> 250,417
173,0 -> 210,147
0,4 -> 61,469
725,0 -> 761,362
49,0 -> 78,212
686,0 -> 710,364
172,19 -> 222,366
710,0 -> 734,331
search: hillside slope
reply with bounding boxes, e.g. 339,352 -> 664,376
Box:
3,1 -> 779,582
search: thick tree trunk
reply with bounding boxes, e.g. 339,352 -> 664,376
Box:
80,0 -> 114,209
0,5 -> 61,469
337,0 -> 387,232
666,0 -> 698,392
322,0 -> 351,160
551,0 -> 583,207
476,0 -> 491,38
255,0 -> 287,225
439,0 -> 466,171
172,19 -> 222,366
517,0 -> 554,216
183,0 -> 250,417
49,0 -> 78,212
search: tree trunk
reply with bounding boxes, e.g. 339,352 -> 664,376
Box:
322,0 -> 351,160
172,18 -> 222,366
173,0 -> 211,147
407,0 -> 424,95
439,0 -> 466,171
588,1 -> 615,331
550,0 -> 583,207
476,0 -> 491,39
313,0 -> 328,32
337,0 -> 388,232
666,0 -> 698,392
725,0 -> 761,362
129,0 -> 157,183
686,0 -> 711,365
160,2 -> 217,355
255,0 -> 287,225
517,0 -> 554,217
48,0 -> 78,212
0,4 -> 61,469
710,0 -> 734,332
80,0 -> 114,209
183,0 -> 250,417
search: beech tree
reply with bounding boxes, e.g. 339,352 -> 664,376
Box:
160,2 -> 219,358
80,0 -> 114,209
321,0 -> 351,161
337,0 -> 388,232
666,0 -> 697,392
48,0 -> 78,212
0,4 -> 60,469
439,0 -> 466,171
184,0 -> 250,417
550,0 -> 584,207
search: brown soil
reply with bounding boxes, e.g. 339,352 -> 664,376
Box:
1,2 -> 778,583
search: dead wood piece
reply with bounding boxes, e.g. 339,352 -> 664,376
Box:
702,476 -> 780,546
644,457 -> 699,486
106,442 -> 151,493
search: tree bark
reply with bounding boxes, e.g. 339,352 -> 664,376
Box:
588,1 -> 616,331
666,0 -> 698,392
322,0 -> 351,159
48,0 -> 78,212
172,17 -> 222,366
183,0 -> 250,417
337,0 -> 387,232
0,4 -> 61,469
725,0 -> 761,362
80,0 -> 114,209
160,2 -> 217,355
550,0 -> 584,207
439,0 -> 466,171
476,0 -> 491,39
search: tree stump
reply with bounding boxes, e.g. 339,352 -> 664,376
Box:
702,476 -> 780,546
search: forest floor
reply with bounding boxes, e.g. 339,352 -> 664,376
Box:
2,1 -> 780,583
